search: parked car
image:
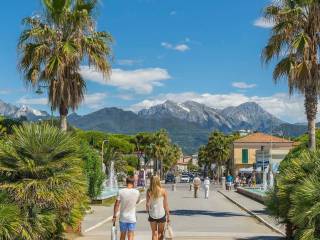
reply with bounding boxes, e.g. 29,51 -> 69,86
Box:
165,174 -> 176,184
180,174 -> 191,183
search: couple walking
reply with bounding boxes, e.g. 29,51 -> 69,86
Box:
193,176 -> 211,199
113,175 -> 171,240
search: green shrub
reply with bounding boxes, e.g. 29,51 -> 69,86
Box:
0,124 -> 88,239
266,132 -> 320,239
81,142 -> 105,199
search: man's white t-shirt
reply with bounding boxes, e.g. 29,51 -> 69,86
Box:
117,188 -> 140,223
204,179 -> 210,189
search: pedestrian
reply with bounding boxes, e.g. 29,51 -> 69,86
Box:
113,176 -> 140,240
146,175 -> 170,240
234,175 -> 240,189
203,177 -> 210,199
193,175 -> 201,198
252,174 -> 257,188
226,174 -> 233,191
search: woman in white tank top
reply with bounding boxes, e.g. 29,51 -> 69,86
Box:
146,175 -> 170,240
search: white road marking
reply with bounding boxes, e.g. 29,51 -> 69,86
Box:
84,199 -> 146,233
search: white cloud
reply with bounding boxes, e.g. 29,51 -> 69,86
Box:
17,97 -> 48,105
117,59 -> 142,66
129,92 -> 305,123
83,93 -> 107,109
161,42 -> 190,52
232,82 -> 257,89
254,17 -> 275,28
80,66 -> 171,94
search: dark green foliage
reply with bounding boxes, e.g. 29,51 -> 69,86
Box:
199,131 -> 240,177
81,142 -> 105,199
123,155 -> 139,169
0,117 -> 23,137
0,124 -> 88,239
74,130 -> 135,154
266,130 -> 320,239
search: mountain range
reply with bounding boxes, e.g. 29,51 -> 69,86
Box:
0,100 -> 49,121
0,99 -> 308,154
67,100 -> 308,153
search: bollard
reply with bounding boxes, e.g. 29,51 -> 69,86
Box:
172,184 -> 176,191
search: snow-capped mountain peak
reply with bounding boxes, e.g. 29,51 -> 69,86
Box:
0,100 -> 49,121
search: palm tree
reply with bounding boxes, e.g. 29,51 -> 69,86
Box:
262,0 -> 320,149
0,124 -> 88,239
0,192 -> 30,240
205,131 -> 231,181
163,144 -> 182,173
150,130 -> 170,176
18,0 -> 112,131
289,151 -> 320,239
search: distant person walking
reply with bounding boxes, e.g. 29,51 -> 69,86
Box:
203,177 -> 210,199
226,174 -> 233,191
146,175 -> 170,240
113,177 -> 140,240
193,175 -> 201,198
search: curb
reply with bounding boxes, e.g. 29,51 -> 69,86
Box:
218,190 -> 286,237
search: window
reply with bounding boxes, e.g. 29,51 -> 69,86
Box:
242,149 -> 249,164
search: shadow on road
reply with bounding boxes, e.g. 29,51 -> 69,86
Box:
139,209 -> 246,217
236,237 -> 284,240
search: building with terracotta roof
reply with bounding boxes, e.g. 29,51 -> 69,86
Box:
232,132 -> 295,175
175,156 -> 192,172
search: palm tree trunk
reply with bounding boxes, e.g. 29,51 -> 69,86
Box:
59,104 -> 68,131
305,87 -> 318,150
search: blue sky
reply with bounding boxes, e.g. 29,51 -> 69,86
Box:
0,0 -> 305,123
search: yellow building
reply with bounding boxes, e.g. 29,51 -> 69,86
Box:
232,132 -> 295,175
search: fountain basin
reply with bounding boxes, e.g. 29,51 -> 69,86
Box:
236,187 -> 266,203
97,187 -> 119,200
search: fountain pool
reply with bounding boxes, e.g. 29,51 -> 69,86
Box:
237,187 -> 267,203
97,161 -> 119,201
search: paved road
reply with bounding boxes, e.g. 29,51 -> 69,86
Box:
78,183 -> 283,240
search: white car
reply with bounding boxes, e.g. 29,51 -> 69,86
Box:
180,174 -> 190,183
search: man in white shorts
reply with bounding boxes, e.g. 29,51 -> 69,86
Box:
203,177 -> 210,199
113,177 -> 140,240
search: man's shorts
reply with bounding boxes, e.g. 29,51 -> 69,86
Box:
119,221 -> 136,232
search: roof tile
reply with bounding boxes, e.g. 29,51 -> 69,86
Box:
234,132 -> 293,143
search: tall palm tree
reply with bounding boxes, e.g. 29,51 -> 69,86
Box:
151,130 -> 170,176
262,0 -> 320,149
18,0 -> 112,131
205,131 -> 231,180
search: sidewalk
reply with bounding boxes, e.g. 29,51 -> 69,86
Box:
81,205 -> 115,234
218,190 -> 285,236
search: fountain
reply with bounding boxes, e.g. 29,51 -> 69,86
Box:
263,165 -> 269,191
269,170 -> 274,189
97,161 -> 119,200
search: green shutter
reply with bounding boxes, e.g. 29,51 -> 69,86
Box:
242,149 -> 248,164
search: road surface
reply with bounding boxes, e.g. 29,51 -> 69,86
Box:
77,183 -> 283,240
